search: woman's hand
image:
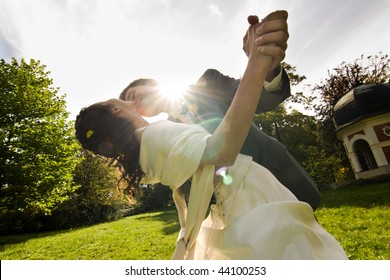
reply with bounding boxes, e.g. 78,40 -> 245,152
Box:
243,10 -> 289,78
245,16 -> 274,74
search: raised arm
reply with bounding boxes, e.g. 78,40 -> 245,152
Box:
244,11 -> 289,81
183,11 -> 289,131
201,21 -> 273,166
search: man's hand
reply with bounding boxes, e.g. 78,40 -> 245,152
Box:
243,10 -> 289,81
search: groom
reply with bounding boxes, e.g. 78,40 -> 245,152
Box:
119,11 -> 321,210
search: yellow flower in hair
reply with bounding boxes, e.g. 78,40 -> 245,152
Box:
86,130 -> 94,139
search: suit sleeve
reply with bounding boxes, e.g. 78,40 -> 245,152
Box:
256,69 -> 291,113
189,68 -> 291,115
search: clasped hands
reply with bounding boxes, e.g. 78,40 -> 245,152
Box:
243,10 -> 289,81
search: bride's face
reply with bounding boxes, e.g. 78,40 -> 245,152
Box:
96,99 -> 138,118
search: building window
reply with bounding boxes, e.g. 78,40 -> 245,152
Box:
353,139 -> 378,171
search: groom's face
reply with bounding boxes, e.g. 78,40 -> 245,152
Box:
123,85 -> 165,117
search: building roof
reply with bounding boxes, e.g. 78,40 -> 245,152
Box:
333,83 -> 390,130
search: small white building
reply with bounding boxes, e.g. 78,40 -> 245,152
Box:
333,83 -> 390,179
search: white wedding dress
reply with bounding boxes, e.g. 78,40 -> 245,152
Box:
140,120 -> 348,260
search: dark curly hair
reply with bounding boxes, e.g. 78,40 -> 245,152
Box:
75,103 -> 144,194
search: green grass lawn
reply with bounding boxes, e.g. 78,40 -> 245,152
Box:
0,182 -> 388,260
315,182 -> 389,260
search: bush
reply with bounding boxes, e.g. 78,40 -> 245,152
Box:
133,184 -> 173,213
0,201 -> 132,235
332,173 -> 390,188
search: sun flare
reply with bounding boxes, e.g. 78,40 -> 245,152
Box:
142,80 -> 191,123
158,82 -> 188,101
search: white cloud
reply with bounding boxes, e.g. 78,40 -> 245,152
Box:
207,3 -> 223,18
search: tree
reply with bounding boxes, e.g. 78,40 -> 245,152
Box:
72,151 -> 119,205
312,52 -> 389,123
134,183 -> 173,213
0,58 -> 80,215
254,105 -> 352,187
53,150 -> 131,228
310,52 -> 389,178
281,61 -> 315,111
256,107 -> 317,159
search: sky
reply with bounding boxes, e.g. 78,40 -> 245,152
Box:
1,0 -> 389,120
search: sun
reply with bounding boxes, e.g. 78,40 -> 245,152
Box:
142,79 -> 192,123
158,81 -> 188,101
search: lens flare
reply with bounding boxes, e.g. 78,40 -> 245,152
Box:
158,82 -> 187,101
216,167 -> 233,185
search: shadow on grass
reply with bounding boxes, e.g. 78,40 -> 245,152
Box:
134,205 -> 180,235
0,229 -> 72,252
319,182 -> 390,209
0,207 -> 181,251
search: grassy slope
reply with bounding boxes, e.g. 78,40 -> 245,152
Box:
0,208 -> 179,260
315,182 -> 389,260
0,182 -> 388,260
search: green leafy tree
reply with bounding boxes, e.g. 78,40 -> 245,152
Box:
54,150 -> 130,227
256,107 -> 317,161
72,151 -> 121,207
281,61 -> 315,111
0,58 -> 80,215
134,183 -> 173,213
255,106 -> 351,187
